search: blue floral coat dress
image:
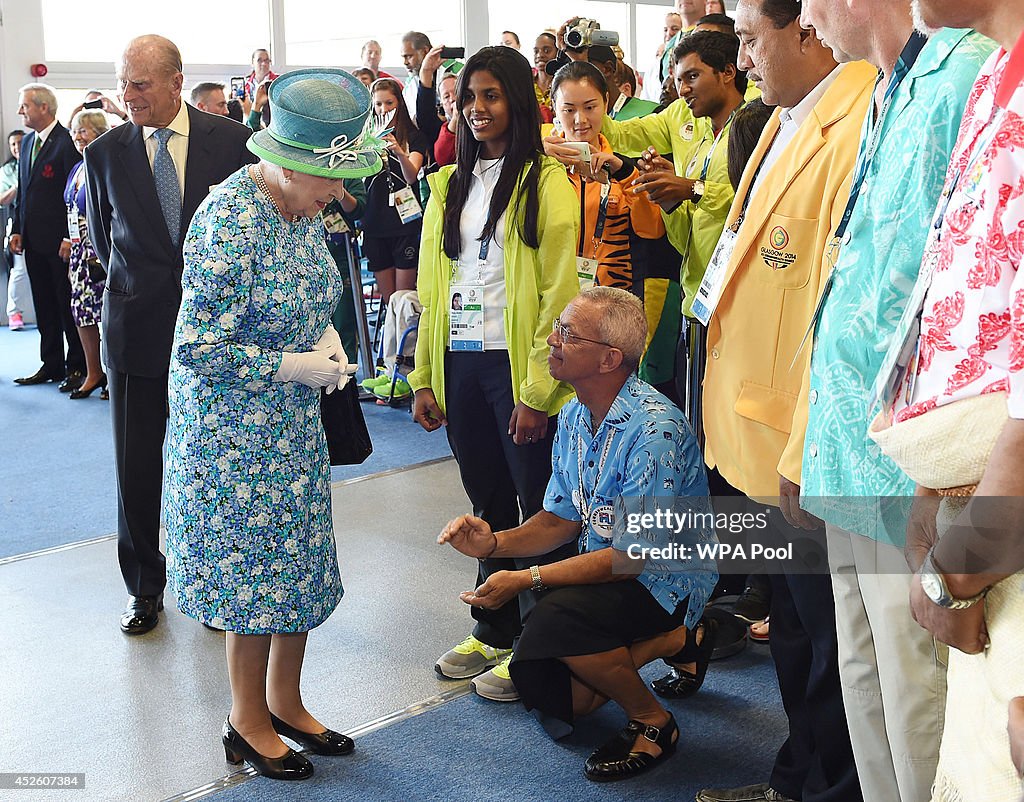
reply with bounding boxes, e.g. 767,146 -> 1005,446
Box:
165,167 -> 344,634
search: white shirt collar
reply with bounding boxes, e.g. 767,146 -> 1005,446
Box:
35,118 -> 59,146
778,64 -> 844,128
473,155 -> 505,179
143,100 -> 190,140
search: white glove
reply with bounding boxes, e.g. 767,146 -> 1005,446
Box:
312,325 -> 353,393
274,351 -> 345,391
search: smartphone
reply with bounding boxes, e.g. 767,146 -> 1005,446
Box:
230,76 -> 245,99
83,99 -> 104,110
560,140 -> 592,162
439,46 -> 466,59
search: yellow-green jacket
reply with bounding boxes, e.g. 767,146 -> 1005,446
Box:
409,157 -> 580,416
602,99 -> 735,316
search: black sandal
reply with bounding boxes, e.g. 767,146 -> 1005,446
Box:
650,616 -> 719,699
584,713 -> 679,781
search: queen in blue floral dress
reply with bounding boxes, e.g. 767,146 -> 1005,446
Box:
165,167 -> 344,634
161,68 -> 385,781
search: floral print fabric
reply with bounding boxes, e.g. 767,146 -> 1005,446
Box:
165,167 -> 344,634
895,48 -> 1024,423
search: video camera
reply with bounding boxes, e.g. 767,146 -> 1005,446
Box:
545,19 -> 621,76
565,18 -> 619,49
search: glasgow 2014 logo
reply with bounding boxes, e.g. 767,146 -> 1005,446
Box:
770,226 -> 790,249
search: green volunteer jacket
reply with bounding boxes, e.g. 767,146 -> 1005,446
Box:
409,156 -> 580,416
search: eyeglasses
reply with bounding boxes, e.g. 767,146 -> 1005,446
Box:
552,318 -> 613,348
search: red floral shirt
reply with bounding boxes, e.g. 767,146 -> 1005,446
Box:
895,47 -> 1024,423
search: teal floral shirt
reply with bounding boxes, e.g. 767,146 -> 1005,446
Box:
801,29 -> 995,540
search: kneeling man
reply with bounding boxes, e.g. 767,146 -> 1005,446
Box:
439,286 -> 717,782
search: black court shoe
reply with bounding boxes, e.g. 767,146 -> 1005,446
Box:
222,718 -> 313,781
270,713 -> 355,756
651,616 -> 719,699
584,713 -> 679,782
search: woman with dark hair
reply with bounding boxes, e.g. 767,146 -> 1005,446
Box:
725,98 -> 772,189
532,32 -> 558,123
359,78 -> 428,306
542,60 -> 665,292
410,46 -> 580,703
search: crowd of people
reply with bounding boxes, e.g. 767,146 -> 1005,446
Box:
3,0 -> 1024,799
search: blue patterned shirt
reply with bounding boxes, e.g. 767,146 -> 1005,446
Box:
801,29 -> 995,540
543,374 -> 716,627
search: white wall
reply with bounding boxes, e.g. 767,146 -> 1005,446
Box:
0,0 -> 46,137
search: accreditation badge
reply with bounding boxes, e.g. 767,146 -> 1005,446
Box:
576,256 -> 598,290
67,209 -> 81,245
448,285 -> 485,351
692,226 -> 739,326
392,186 -> 423,224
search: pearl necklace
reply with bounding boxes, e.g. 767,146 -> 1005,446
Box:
252,164 -> 299,223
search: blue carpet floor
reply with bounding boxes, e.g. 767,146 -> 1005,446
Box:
0,326 -> 451,559
209,648 -> 785,802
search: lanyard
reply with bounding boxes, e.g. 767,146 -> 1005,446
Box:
450,157 -> 504,282
575,416 -> 616,549
832,33 -> 927,243
694,105 -> 741,182
594,178 -> 611,242
734,126 -> 781,229
449,236 -> 492,283
576,172 -> 613,258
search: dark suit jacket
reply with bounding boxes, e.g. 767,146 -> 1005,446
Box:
85,104 -> 256,376
12,122 -> 80,254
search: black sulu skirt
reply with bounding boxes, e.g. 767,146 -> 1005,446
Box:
507,579 -> 688,739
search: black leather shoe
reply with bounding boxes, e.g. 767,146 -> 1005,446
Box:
70,374 -> 106,399
59,371 -> 85,393
270,713 -> 354,756
584,713 -> 678,782
652,616 -> 719,699
119,594 -> 163,635
731,578 -> 772,623
14,367 -> 61,385
696,782 -> 797,802
222,718 -> 314,781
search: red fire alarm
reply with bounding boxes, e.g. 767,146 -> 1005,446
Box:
30,63 -> 48,78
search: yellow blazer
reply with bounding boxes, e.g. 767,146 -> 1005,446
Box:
702,62 -> 875,499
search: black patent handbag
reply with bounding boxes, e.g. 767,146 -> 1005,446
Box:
320,379 -> 373,466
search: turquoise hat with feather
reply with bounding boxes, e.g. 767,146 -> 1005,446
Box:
247,68 -> 389,179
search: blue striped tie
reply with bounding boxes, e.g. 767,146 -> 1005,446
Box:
152,128 -> 181,246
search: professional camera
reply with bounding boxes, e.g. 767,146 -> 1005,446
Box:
564,18 -> 619,49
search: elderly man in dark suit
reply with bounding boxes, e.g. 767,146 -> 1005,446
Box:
10,84 -> 85,390
85,34 -> 256,634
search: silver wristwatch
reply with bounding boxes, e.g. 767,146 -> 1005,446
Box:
692,179 -> 706,202
529,565 -> 547,593
919,547 -> 987,609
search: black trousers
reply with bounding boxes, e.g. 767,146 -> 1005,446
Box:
109,368 -> 168,597
444,350 -> 576,649
765,510 -> 861,802
24,247 -> 84,376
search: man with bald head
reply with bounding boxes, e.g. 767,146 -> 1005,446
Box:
85,34 -> 255,635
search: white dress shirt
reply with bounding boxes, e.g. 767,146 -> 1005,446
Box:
32,118 -> 59,151
456,156 -> 508,349
143,100 -> 190,201
749,64 -> 844,202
